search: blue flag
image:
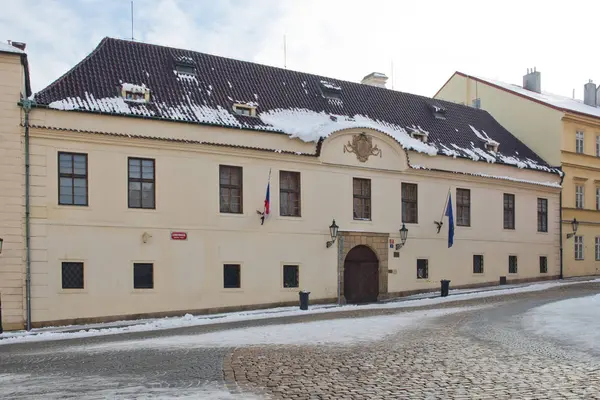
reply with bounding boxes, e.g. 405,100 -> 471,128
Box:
445,192 -> 454,248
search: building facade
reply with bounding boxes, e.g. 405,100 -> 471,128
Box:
435,70 -> 600,278
0,38 -> 561,330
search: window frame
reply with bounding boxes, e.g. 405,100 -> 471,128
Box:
503,193 -> 515,230
576,185 -> 585,209
537,198 -> 548,233
402,182 -> 418,224
352,177 -> 371,221
283,264 -> 300,288
539,256 -> 548,274
417,259 -> 429,279
576,130 -> 584,154
133,262 -> 154,289
456,188 -> 471,227
219,165 -> 243,214
58,151 -> 89,206
596,135 -> 600,157
61,261 -> 84,289
279,170 -> 301,217
473,254 -> 484,274
596,187 -> 600,211
223,263 -> 241,289
128,157 -> 156,209
508,255 -> 518,274
596,237 -> 600,261
574,236 -> 584,260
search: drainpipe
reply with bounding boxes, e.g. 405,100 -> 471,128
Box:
21,98 -> 35,331
559,170 -> 565,280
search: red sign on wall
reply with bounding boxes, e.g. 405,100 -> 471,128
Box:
171,231 -> 188,240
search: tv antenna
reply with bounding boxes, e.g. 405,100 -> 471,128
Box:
283,34 -> 287,69
131,1 -> 134,40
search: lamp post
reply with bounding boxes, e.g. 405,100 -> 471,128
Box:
566,218 -> 579,239
326,219 -> 339,248
395,224 -> 408,250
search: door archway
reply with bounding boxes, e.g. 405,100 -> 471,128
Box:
343,245 -> 379,304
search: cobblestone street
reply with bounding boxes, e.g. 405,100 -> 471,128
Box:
1,281 -> 600,399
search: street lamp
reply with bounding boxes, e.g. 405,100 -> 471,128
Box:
566,218 -> 579,239
395,224 -> 409,250
326,219 -> 339,248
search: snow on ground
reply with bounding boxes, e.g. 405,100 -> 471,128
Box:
0,374 -> 254,400
1,278 -> 598,346
522,293 -> 600,353
61,306 -> 486,353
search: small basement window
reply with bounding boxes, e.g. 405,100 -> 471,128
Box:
233,103 -> 257,117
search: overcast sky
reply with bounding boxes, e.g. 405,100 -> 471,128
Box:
1,0 -> 599,99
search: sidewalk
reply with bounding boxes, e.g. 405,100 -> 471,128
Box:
1,276 -> 599,345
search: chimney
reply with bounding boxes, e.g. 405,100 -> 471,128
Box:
523,67 -> 541,93
584,80 -> 597,107
361,72 -> 388,88
7,40 -> 26,51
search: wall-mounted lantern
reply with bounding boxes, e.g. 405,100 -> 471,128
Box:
395,224 -> 408,250
566,218 -> 579,239
326,219 -> 339,248
0,237 -> 3,254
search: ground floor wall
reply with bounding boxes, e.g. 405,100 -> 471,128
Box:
14,221 -> 563,329
561,220 -> 600,278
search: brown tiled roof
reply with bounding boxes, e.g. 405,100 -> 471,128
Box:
33,37 -> 559,174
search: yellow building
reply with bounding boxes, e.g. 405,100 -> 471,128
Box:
0,39 -> 562,330
435,69 -> 600,278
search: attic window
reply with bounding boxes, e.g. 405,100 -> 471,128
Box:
484,141 -> 500,152
173,55 -> 197,75
233,103 -> 257,117
428,103 -> 447,120
319,80 -> 342,100
121,83 -> 150,103
407,125 -> 429,143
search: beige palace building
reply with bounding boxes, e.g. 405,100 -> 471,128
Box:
0,38 -> 561,331
435,69 -> 600,278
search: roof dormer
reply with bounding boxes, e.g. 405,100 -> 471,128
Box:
427,103 -> 447,120
173,54 -> 197,75
121,83 -> 150,103
319,80 -> 342,100
233,102 -> 257,117
407,125 -> 429,143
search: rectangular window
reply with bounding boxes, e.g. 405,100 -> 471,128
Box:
596,188 -> 600,211
539,256 -> 548,273
417,259 -> 429,279
61,262 -> 84,289
596,135 -> 600,157
128,157 -> 155,209
473,255 -> 484,274
574,236 -> 584,260
503,193 -> 515,230
353,178 -> 371,220
283,265 -> 299,288
133,263 -> 154,289
576,131 -> 584,153
58,152 -> 88,206
509,255 -> 518,274
596,237 -> 600,261
280,171 -> 301,217
402,183 -> 418,223
537,198 -> 548,232
219,165 -> 243,214
224,264 -> 241,288
576,185 -> 585,209
456,188 -> 470,227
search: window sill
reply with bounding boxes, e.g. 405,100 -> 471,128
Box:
281,287 -> 300,292
57,204 -> 90,208
58,289 -> 87,294
127,208 -> 157,213
131,288 -> 156,294
219,212 -> 246,218
221,288 -> 244,293
351,219 -> 373,223
277,215 -> 303,221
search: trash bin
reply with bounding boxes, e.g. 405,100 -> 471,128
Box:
499,276 -> 507,285
440,280 -> 451,297
299,290 -> 310,310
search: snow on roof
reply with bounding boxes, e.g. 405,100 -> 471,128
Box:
0,41 -> 24,54
465,73 -> 600,120
121,82 -> 148,93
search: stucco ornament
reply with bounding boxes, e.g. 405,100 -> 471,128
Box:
343,133 -> 382,162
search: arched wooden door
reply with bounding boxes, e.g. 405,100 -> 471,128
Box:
344,245 -> 379,304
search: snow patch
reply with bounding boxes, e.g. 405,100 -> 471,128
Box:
121,82 -> 147,93
258,108 -> 438,155
320,80 -> 342,90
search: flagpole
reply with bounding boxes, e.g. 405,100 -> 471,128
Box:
439,187 -> 450,222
